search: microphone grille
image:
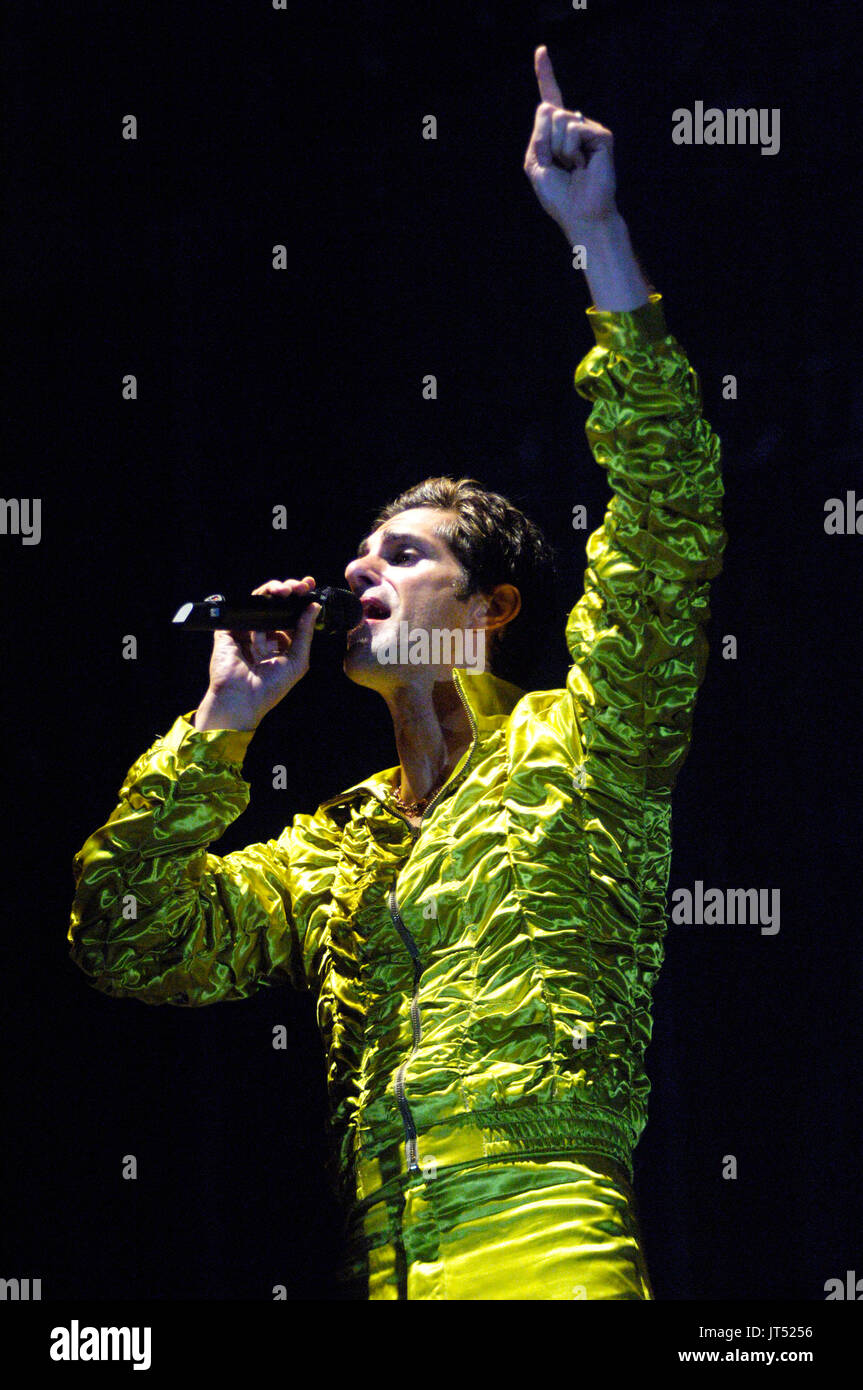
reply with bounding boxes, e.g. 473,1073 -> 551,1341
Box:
319,586 -> 363,634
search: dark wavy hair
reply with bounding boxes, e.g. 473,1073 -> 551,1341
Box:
365,476 -> 559,690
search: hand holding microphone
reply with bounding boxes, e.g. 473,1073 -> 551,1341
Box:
193,576 -> 325,732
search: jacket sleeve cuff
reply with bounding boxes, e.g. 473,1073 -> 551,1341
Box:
585,292 -> 669,351
159,711 -> 256,768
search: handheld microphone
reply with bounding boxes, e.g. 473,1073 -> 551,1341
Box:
172,586 -> 363,636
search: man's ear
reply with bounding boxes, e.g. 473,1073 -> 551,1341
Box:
477,583 -> 521,638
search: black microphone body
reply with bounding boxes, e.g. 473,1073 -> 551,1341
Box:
172,586 -> 363,636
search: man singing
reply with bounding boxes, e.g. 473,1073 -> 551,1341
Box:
68,46 -> 726,1299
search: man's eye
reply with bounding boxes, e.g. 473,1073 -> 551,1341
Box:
393,550 -> 416,563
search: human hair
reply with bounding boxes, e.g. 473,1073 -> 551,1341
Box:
366,475 -> 559,689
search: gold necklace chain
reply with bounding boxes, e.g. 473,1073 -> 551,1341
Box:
390,771 -> 448,818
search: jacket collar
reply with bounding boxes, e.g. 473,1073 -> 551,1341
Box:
318,667 -> 525,813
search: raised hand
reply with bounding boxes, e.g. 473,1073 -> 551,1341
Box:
524,45 -> 619,242
193,576 -> 322,731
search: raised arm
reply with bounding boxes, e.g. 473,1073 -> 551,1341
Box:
524,45 -> 726,794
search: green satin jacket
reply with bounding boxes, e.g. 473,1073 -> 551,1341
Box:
68,292 -> 726,1206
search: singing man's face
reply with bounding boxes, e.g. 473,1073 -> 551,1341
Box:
342,506 -> 489,689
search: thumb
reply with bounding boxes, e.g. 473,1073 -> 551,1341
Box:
287,599 -> 320,647
284,601 -> 321,666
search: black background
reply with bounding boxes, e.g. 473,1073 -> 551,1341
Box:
3,0 -> 861,1303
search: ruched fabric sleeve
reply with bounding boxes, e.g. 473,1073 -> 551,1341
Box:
564,292 -> 726,793
67,713 -> 340,1006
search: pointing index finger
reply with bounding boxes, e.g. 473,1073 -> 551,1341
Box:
534,44 -> 564,107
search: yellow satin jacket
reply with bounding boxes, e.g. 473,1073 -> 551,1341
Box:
68,293 -> 726,1210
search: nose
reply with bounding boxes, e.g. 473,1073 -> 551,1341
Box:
345,553 -> 380,591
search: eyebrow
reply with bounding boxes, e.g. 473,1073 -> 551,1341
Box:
354,529 -> 434,560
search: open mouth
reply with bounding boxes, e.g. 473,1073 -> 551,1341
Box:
361,597 -> 389,619
347,600 -> 391,639
361,599 -> 391,622
346,594 -> 392,641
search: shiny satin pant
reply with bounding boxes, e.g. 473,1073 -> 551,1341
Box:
336,1151 -> 655,1300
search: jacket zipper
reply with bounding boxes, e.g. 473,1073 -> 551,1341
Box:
386,684 -> 480,1172
389,882 -> 424,1173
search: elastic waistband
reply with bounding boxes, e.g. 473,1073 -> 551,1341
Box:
354,1112 -> 634,1205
